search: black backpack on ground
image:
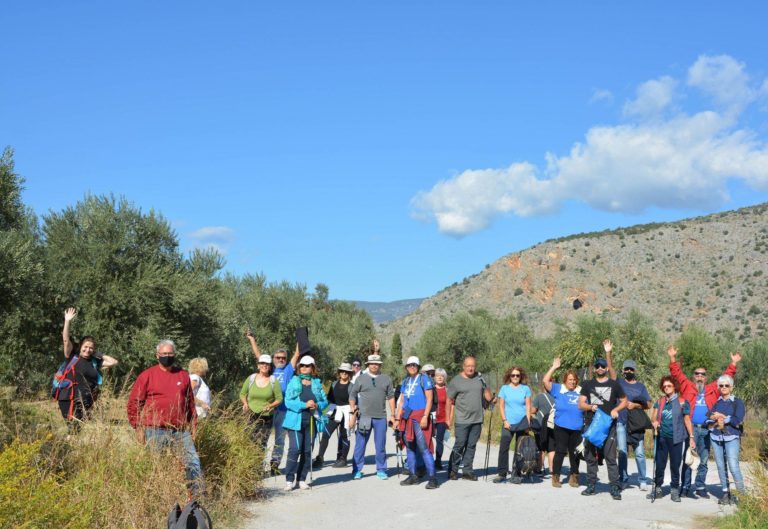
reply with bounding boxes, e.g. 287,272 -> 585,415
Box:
168,501 -> 212,529
515,435 -> 540,477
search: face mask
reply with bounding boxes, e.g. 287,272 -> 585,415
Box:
624,372 -> 636,381
158,356 -> 175,368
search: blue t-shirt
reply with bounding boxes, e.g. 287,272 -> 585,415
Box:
550,383 -> 583,431
618,379 -> 651,425
400,374 -> 433,413
273,364 -> 295,411
499,383 -> 531,425
692,389 -> 708,425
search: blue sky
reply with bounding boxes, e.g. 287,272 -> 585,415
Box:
3,2 -> 768,301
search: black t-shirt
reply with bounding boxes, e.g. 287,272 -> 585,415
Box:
57,350 -> 103,403
580,378 -> 626,417
328,381 -> 350,406
300,382 -> 315,424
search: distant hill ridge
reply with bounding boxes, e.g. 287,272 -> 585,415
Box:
349,299 -> 425,324
380,203 -> 768,351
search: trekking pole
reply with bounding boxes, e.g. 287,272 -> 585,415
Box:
310,415 -> 315,489
723,440 -> 731,505
651,429 -> 658,503
484,394 -> 495,480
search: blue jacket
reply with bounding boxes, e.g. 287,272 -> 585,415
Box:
282,376 -> 329,432
707,396 -> 745,438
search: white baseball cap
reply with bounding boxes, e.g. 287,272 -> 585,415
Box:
258,354 -> 272,364
298,356 -> 316,366
421,364 -> 435,372
405,356 -> 420,366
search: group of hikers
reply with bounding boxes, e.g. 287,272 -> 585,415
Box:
54,308 -> 748,505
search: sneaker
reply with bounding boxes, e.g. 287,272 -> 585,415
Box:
400,475 -> 419,486
646,486 -> 663,500
492,475 -> 507,484
695,489 -> 710,499
284,481 -> 294,491
352,471 -> 363,480
581,484 -> 597,496
298,481 -> 310,490
611,485 -> 622,500
639,481 -> 648,491
426,478 -> 439,489
509,475 -> 522,485
416,468 -> 427,478
670,490 -> 681,503
449,472 -> 459,481
332,460 -> 346,468
377,471 -> 388,480
461,472 -> 478,482
685,489 -> 697,499
312,456 -> 323,468
568,474 -> 579,488
718,494 -> 731,506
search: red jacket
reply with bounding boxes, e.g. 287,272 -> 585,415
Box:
669,361 -> 737,411
127,365 -> 197,430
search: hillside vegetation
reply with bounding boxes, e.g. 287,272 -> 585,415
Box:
381,203 -> 768,352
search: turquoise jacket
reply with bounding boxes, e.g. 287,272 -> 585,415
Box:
282,376 -> 329,432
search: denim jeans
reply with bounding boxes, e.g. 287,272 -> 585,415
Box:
145,428 -> 203,496
449,422 -> 482,474
711,436 -> 745,493
682,425 -> 710,491
617,422 -> 648,485
405,419 -> 435,477
271,407 -> 287,464
285,425 -> 313,482
352,417 -> 388,473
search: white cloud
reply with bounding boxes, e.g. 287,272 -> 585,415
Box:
188,226 -> 235,253
590,89 -> 614,104
623,76 -> 676,117
413,54 -> 768,237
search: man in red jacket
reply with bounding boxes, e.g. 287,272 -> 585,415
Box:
667,345 -> 741,499
127,339 -> 203,496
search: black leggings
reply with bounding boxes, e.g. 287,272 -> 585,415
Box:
317,419 -> 350,461
58,396 -> 92,434
553,425 -> 581,476
435,422 -> 448,462
654,435 -> 684,489
498,428 -> 527,477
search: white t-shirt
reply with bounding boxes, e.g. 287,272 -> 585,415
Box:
190,374 -> 211,418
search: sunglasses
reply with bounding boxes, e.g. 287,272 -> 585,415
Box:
352,364 -> 361,367
274,357 -> 287,361
719,384 -> 731,388
623,368 -> 635,372
663,384 -> 674,388
299,365 -> 312,369
694,371 -> 707,376
510,373 -> 521,378
406,363 -> 419,368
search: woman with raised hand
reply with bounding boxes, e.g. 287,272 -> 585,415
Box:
240,353 -> 283,452
494,366 -> 532,484
707,374 -> 746,505
282,355 -> 328,491
647,376 -> 693,503
543,357 -> 583,488
56,307 -> 117,432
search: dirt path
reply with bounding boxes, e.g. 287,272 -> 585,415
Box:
243,434 -> 732,529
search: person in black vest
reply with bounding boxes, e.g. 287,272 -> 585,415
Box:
578,357 -> 627,500
56,307 -> 118,433
315,362 -> 354,468
647,376 -> 693,502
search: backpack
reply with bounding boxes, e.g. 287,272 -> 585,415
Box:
51,355 -> 81,399
246,374 -> 276,396
168,501 -> 212,529
515,435 -> 540,477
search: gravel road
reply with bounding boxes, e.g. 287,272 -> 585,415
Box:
243,433 -> 734,529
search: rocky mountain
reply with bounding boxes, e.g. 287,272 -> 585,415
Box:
380,203 -> 768,352
350,298 -> 425,323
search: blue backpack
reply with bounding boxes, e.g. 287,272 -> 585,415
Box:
51,355 -> 103,399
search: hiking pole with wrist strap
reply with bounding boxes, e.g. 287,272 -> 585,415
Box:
651,428 -> 658,502
310,415 -> 315,489
722,439 -> 732,505
484,393 -> 496,481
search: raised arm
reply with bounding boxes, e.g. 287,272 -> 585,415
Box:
245,329 -> 261,357
604,339 -> 617,380
63,307 -> 77,358
542,357 -> 560,392
290,342 -> 300,370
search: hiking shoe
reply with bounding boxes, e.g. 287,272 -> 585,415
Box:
552,475 -> 562,488
581,484 -> 597,496
332,460 -> 346,468
377,471 -> 388,480
449,472 -> 459,480
611,485 -> 622,500
426,478 -> 440,489
416,468 -> 427,478
695,489 -> 710,499
400,475 -> 419,486
435,460 -> 443,470
509,475 -> 522,485
639,481 -> 648,491
718,495 -> 731,506
684,489 -> 697,499
284,481 -> 294,491
461,472 -> 478,481
670,490 -> 681,502
568,474 -> 580,488
492,475 -> 507,484
312,456 -> 323,468
646,486 -> 662,500
298,481 -> 310,490
352,471 -> 363,480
